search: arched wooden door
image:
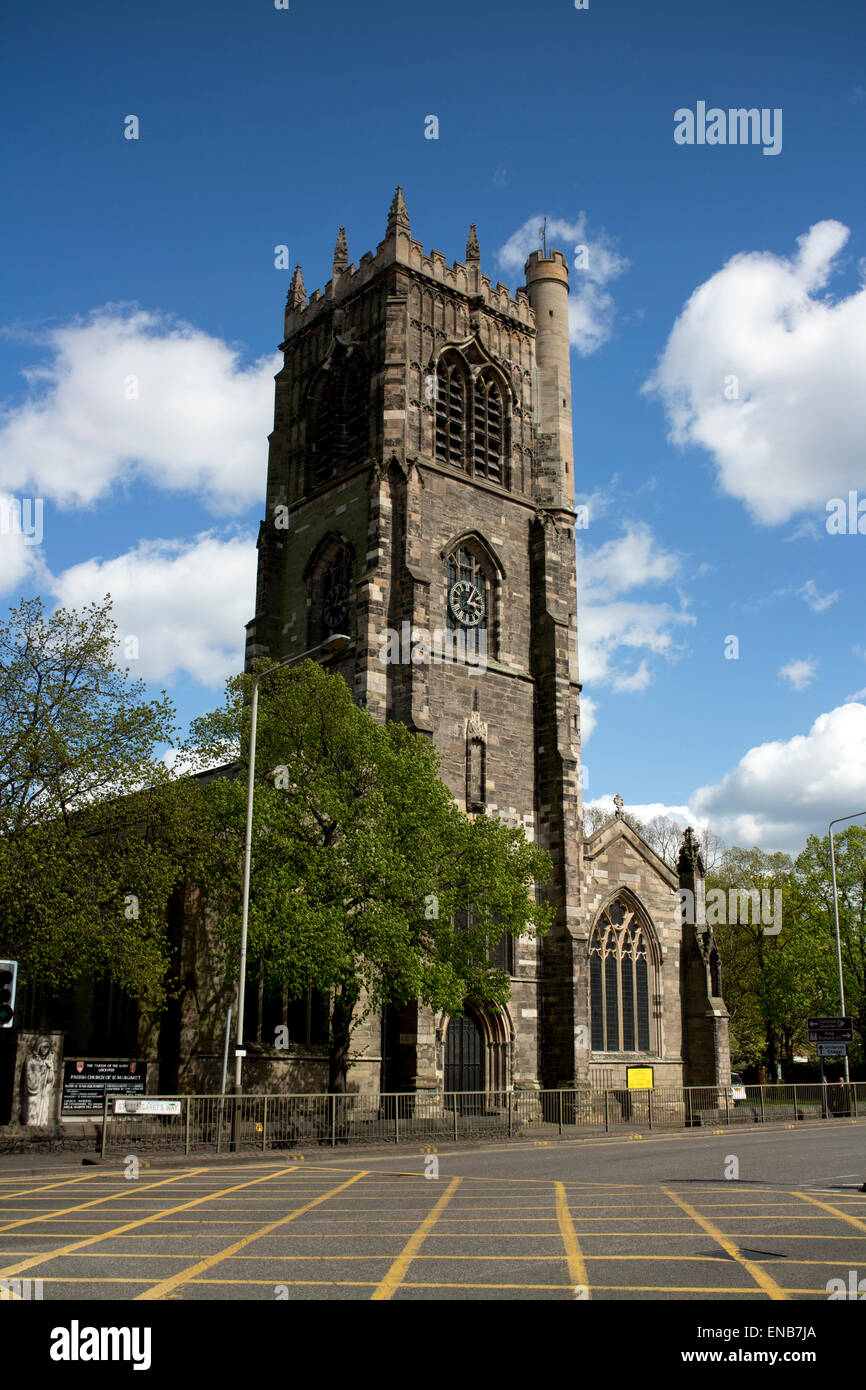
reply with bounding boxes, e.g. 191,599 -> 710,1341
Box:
445,1010 -> 484,1101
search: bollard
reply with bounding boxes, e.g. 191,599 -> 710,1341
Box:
262,1096 -> 268,1152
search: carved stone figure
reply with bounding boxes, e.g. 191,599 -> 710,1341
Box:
24,1036 -> 55,1127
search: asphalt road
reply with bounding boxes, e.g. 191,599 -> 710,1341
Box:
0,1120 -> 864,1300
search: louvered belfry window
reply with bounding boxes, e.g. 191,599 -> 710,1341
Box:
473,374 -> 503,482
342,359 -> 367,471
589,899 -> 653,1053
313,377 -> 337,488
435,358 -> 467,468
311,357 -> 368,489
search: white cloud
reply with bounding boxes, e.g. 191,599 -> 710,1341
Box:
580,522 -> 681,599
579,694 -> 598,742
577,523 -> 693,692
496,215 -> 629,354
779,658 -> 817,691
50,532 -> 256,686
590,705 -> 866,855
799,579 -> 840,612
612,660 -> 651,693
689,703 -> 866,852
0,492 -> 50,594
0,308 -> 279,512
586,796 -> 695,829
643,221 -> 866,524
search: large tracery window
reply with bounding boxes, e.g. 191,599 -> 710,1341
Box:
589,899 -> 654,1053
433,355 -> 508,485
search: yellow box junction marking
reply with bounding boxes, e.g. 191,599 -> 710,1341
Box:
661,1188 -> 788,1300
555,1181 -> 591,1298
0,1167 -> 298,1281
370,1177 -> 461,1300
794,1190 -> 866,1233
136,1170 -> 367,1300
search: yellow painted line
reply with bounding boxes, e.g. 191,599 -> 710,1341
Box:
661,1188 -> 788,1301
0,1175 -> 111,1202
25,1276 -> 828,1295
370,1178 -> 461,1300
555,1181 -> 590,1297
794,1191 -> 866,1232
135,1170 -> 367,1301
0,1169 -> 206,1236
0,1167 -> 298,1280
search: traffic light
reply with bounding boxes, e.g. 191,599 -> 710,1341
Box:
0,961 -> 17,1027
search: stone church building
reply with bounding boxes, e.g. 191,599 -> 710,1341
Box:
232,187 -> 731,1097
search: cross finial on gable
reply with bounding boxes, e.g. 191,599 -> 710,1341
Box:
613,793 -> 624,817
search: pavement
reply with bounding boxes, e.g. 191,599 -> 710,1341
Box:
0,1119 -> 864,1300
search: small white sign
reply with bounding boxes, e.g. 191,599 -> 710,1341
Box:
113,1098 -> 182,1115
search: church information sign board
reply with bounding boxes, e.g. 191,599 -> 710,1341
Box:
61,1060 -> 145,1114
626,1066 -> 654,1090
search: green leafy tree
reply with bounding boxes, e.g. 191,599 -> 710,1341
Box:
186,659 -> 553,1091
0,595 -> 186,1015
793,827 -> 866,1060
709,846 -> 827,1073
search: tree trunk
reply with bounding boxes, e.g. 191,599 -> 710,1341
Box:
328,982 -> 358,1094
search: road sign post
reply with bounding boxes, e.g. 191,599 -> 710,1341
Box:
807,1017 -> 853,1044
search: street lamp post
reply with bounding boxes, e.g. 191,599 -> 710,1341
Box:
828,810 -> 865,1086
233,634 -> 351,1104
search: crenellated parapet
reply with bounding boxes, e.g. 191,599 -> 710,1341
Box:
281,186 -> 536,346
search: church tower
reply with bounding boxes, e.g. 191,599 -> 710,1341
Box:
246,188 -> 586,1092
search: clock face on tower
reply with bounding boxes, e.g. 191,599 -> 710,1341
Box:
449,579 -> 484,627
323,583 -> 349,629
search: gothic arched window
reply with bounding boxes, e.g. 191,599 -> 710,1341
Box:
473,373 -> 504,483
306,537 -> 353,646
309,356 -> 369,491
589,899 -> 654,1053
435,357 -> 468,469
446,544 -> 490,661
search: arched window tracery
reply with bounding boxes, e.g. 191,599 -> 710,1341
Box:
446,542 -> 492,661
309,354 -> 369,490
435,355 -> 468,469
589,898 -> 655,1053
472,372 -> 504,483
306,536 -> 353,647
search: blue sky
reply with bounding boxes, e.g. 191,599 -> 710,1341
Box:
1,0 -> 865,854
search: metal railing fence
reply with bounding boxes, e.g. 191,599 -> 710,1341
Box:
99,1081 -> 865,1155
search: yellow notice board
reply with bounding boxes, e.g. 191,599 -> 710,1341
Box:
626,1066 -> 654,1090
